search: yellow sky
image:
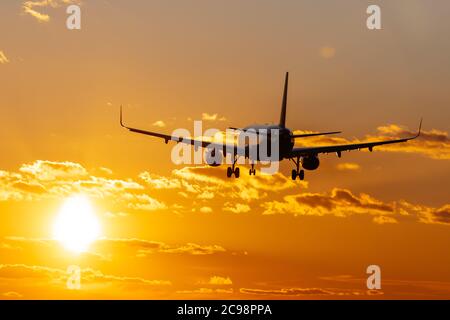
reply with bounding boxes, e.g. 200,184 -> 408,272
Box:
1,0 -> 450,299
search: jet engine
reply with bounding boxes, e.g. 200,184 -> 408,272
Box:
301,155 -> 320,170
205,148 -> 223,167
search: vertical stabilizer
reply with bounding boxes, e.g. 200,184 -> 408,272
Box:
279,72 -> 289,128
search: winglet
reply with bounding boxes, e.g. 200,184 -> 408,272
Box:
120,105 -> 125,128
410,118 -> 422,139
415,118 -> 422,138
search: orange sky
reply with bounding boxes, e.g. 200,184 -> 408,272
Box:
0,0 -> 449,299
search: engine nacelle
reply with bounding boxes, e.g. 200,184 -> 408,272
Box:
301,155 -> 320,170
205,148 -> 223,167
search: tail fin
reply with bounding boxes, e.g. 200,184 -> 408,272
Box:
279,72 -> 289,128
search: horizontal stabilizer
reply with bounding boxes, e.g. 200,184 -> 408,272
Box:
291,131 -> 341,138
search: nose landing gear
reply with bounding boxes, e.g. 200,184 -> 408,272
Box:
249,163 -> 256,176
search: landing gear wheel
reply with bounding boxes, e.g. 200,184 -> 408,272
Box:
299,170 -> 305,181
291,169 -> 297,180
227,167 -> 232,178
252,169 -> 256,175
249,169 -> 252,175
234,167 -> 240,178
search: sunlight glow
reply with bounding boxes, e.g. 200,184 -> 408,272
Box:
53,195 -> 101,253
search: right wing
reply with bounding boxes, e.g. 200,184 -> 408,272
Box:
289,119 -> 422,158
120,106 -> 244,156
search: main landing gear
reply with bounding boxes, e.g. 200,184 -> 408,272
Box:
291,157 -> 305,181
227,156 -> 240,178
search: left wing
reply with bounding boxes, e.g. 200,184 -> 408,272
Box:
120,106 -> 245,156
289,119 -> 422,158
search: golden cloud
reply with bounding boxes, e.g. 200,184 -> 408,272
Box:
177,288 -> 233,294
0,160 -> 166,211
240,286 -> 384,297
0,264 -> 171,288
261,187 -> 450,226
22,0 -> 81,23
92,238 -> 226,257
207,276 -> 232,285
199,206 -> 212,213
320,274 -> 450,296
2,291 -> 23,298
0,237 -> 227,261
20,160 -> 88,181
201,113 -> 226,121
171,166 -> 304,202
152,120 -> 166,128
240,287 -> 331,296
0,51 -> 9,64
262,188 -> 393,217
1,160 -> 448,228
223,202 -> 251,213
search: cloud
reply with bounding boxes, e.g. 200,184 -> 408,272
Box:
418,204 -> 450,226
199,206 -> 212,213
121,193 -> 166,211
0,51 -> 9,64
139,172 -> 181,189
2,291 -> 23,298
239,286 -> 380,297
295,124 -> 450,160
207,276 -> 232,285
177,288 -> 233,294
0,160 -> 167,211
104,211 -> 128,219
201,113 -> 226,121
172,166 -> 303,202
197,190 -> 215,199
0,264 -> 171,288
320,274 -> 450,296
1,160 -> 448,228
90,237 -> 226,257
261,187 -> 450,226
336,163 -> 360,171
223,202 -> 251,213
22,0 -> 81,23
373,215 -> 398,224
152,120 -> 166,128
262,188 -> 393,217
240,287 -> 333,296
155,243 -> 226,255
0,236 -> 227,259
20,160 -> 88,181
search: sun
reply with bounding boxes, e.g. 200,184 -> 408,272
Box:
53,195 -> 101,253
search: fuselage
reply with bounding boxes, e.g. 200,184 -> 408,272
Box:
242,124 -> 295,161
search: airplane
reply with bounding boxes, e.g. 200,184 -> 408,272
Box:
120,72 -> 422,181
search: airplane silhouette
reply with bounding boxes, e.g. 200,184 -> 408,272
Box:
120,72 -> 422,180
